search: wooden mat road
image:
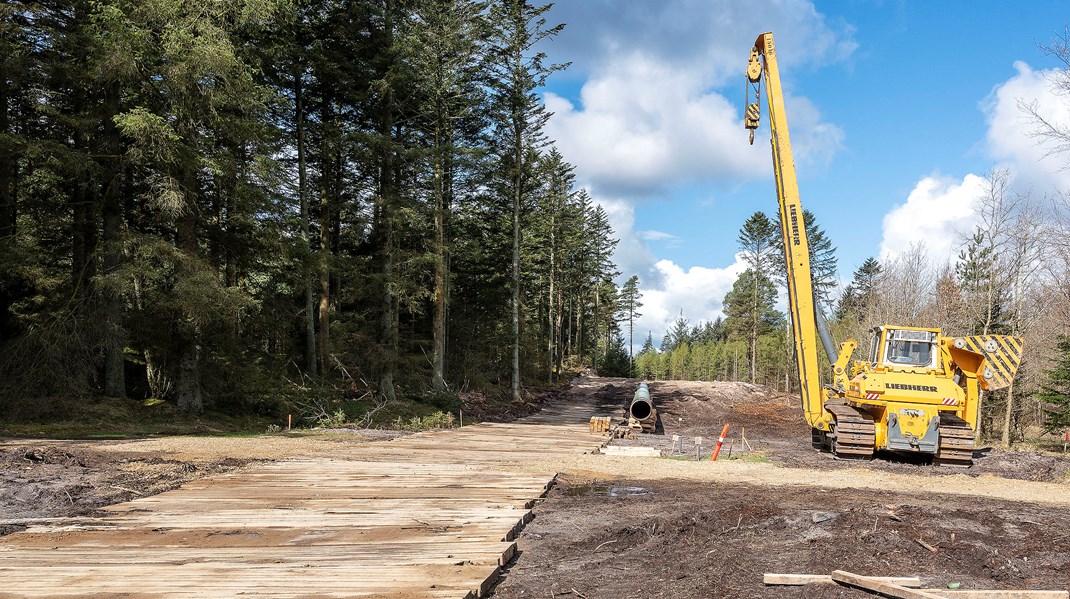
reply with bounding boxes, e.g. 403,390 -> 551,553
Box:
0,399 -> 608,598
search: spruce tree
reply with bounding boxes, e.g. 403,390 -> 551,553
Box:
485,0 -> 566,402
619,275 -> 642,373
1039,336 -> 1070,433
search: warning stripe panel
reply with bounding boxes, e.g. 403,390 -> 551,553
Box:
959,335 -> 1023,391
987,336 -> 1017,375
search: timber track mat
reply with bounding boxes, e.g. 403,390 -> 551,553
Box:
0,389 -> 608,598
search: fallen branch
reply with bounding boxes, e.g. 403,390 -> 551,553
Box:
915,538 -> 938,553
109,486 -> 143,496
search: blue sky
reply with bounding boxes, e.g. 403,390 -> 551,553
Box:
538,1 -> 1070,345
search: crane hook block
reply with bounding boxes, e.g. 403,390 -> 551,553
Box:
745,102 -> 760,131
747,47 -> 762,83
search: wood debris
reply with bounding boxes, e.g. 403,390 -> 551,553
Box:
764,570 -> 1068,599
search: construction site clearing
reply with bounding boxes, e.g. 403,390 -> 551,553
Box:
1,376 -> 1069,598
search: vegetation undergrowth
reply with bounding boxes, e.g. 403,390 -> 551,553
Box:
0,395 -> 274,439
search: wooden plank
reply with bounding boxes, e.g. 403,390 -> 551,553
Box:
0,397 -> 604,598
602,446 -> 660,457
832,571 -> 948,599
919,591 -> 1069,599
765,573 -> 922,587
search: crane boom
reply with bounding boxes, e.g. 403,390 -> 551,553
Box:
746,32 -> 828,430
744,31 -> 1024,465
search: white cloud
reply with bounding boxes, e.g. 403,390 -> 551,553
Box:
547,0 -> 857,86
879,174 -> 986,264
591,193 -> 744,346
637,230 -> 678,241
877,60 -> 1070,267
983,61 -> 1070,191
532,1 -> 853,346
544,56 -> 765,197
545,55 -> 845,198
633,256 -> 748,347
591,196 -> 659,286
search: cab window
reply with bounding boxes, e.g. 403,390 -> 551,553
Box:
884,339 -> 933,367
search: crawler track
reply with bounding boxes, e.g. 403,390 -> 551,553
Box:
935,412 -> 976,467
825,403 -> 875,460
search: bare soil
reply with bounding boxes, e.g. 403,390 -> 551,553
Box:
4,377 -> 1070,599
608,380 -> 1070,483
0,444 -> 251,536
491,475 -> 1070,598
491,378 -> 1070,598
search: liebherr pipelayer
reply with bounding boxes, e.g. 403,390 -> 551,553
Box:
744,32 -> 1023,465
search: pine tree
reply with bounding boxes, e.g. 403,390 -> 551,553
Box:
737,213 -> 780,383
803,210 -> 838,310
1038,336 -> 1070,433
619,275 -> 642,373
404,0 -> 488,391
837,257 -> 881,319
485,0 -> 566,402
661,312 -> 690,353
723,269 -> 780,382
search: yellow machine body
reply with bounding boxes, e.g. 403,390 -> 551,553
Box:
746,32 -> 1023,463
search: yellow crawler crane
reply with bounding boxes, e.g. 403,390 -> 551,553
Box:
744,32 -> 1023,465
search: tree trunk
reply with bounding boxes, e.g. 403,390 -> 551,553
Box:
555,287 -> 564,377
511,160 -> 521,402
378,0 -> 398,402
547,210 -> 555,384
0,76 -> 15,240
175,169 -> 202,413
317,96 -> 333,375
295,69 -> 316,376
101,85 -> 125,397
0,76 -> 18,338
71,184 -> 96,293
1001,381 -> 1015,447
432,125 -> 447,391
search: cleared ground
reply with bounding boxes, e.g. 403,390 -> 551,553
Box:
3,377 -> 1069,598
490,379 -> 1070,598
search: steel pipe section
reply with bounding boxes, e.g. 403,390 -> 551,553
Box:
629,383 -> 657,431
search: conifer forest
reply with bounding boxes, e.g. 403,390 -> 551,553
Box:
0,0 -> 626,422
3,1 -> 1070,447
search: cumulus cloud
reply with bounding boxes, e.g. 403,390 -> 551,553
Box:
879,174 -> 986,264
533,1 -> 853,344
983,61 -> 1070,191
878,60 -> 1070,268
591,193 -> 745,345
545,55 -> 845,198
633,256 -> 749,347
546,0 -> 857,85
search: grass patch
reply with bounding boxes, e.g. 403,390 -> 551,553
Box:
729,452 -> 772,463
0,396 -> 275,439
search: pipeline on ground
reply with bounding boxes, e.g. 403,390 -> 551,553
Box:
628,382 -> 657,433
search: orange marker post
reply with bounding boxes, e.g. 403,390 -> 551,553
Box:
711,423 -> 730,461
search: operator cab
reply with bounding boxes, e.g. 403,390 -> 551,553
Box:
868,326 -> 939,370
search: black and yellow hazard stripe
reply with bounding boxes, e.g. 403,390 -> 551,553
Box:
958,335 -> 1023,390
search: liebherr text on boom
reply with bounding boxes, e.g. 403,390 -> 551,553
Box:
744,32 -> 1022,465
